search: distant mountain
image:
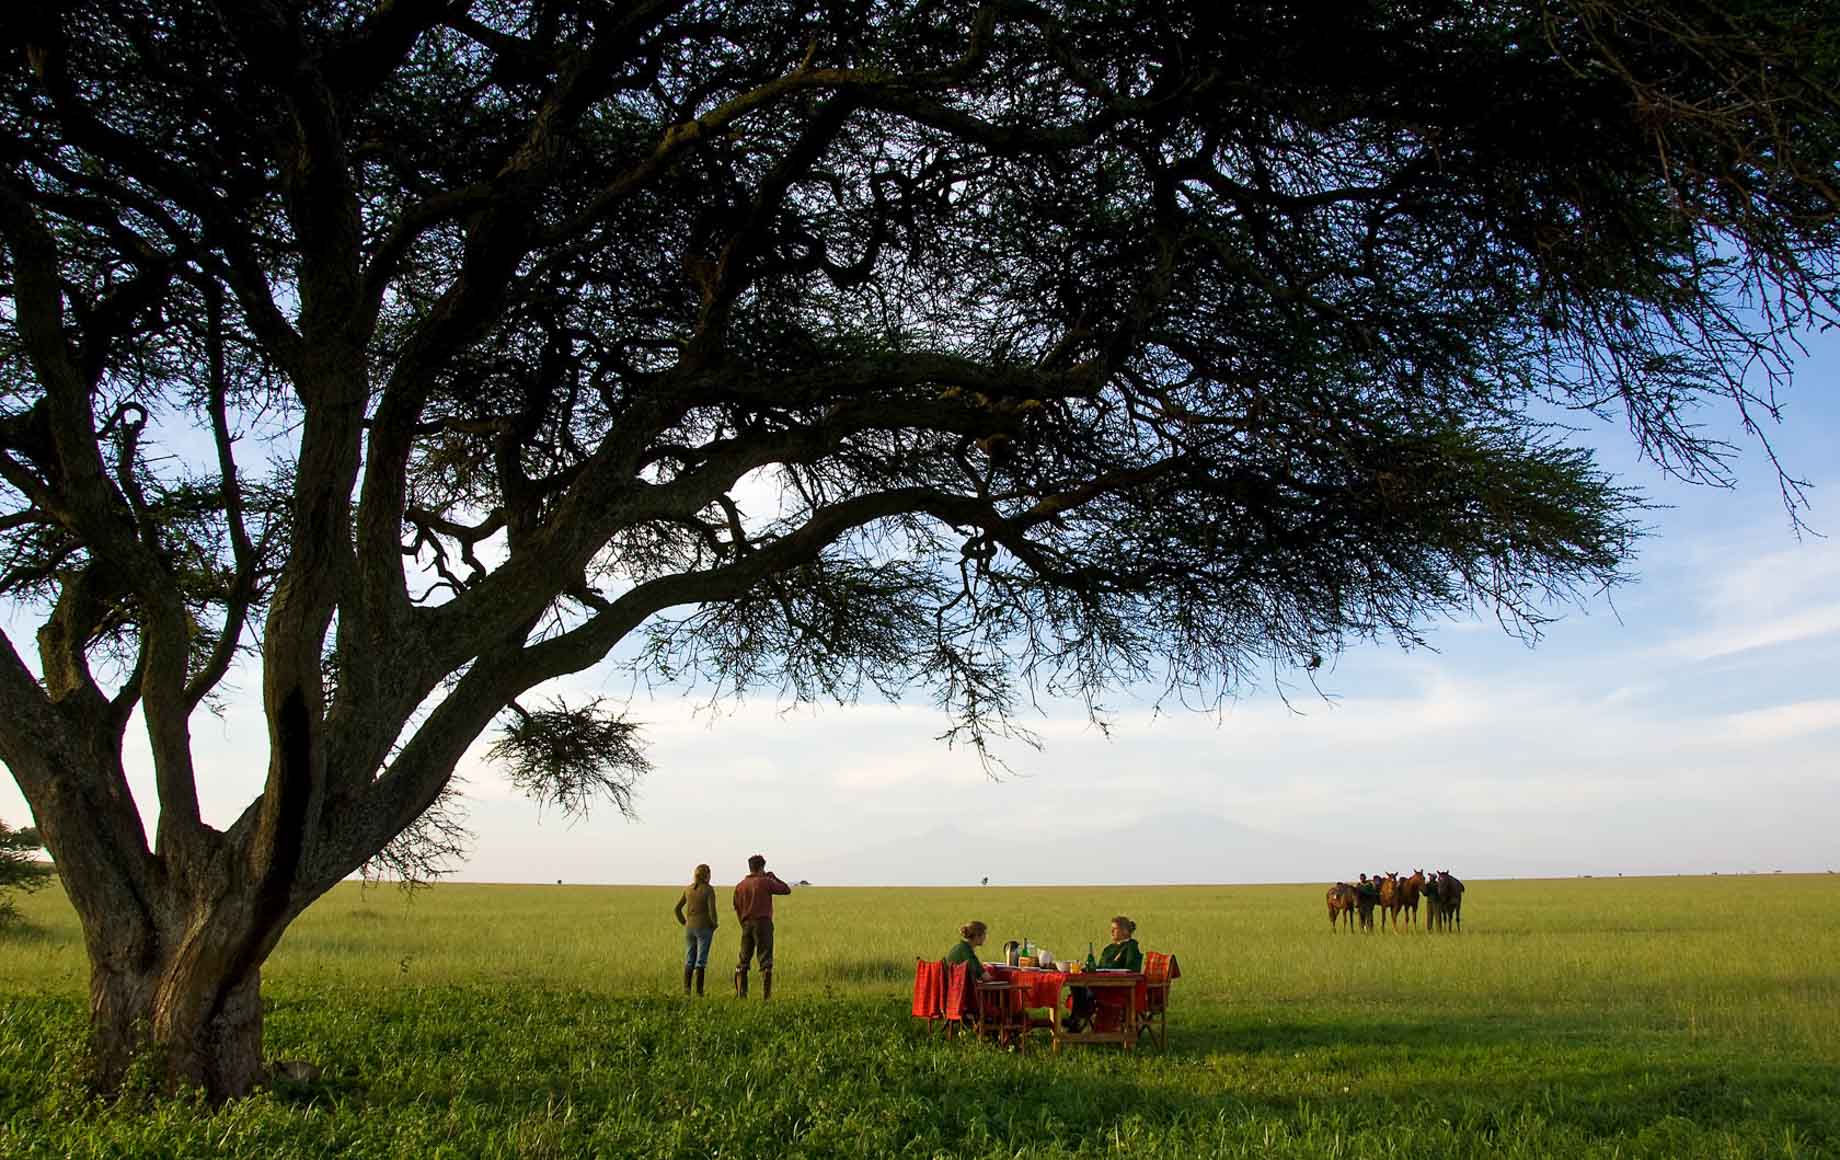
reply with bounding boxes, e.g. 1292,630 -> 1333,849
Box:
788,812 -> 1565,886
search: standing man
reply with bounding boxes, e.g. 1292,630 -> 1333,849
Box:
733,853 -> 792,999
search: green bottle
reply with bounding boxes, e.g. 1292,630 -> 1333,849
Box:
1085,941 -> 1097,971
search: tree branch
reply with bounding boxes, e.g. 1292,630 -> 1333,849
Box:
18,27 -> 306,375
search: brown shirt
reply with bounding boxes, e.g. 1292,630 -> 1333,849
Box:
732,871 -> 791,920
674,882 -> 718,930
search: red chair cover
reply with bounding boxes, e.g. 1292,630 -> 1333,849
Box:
911,958 -> 945,1019
942,961 -> 970,1021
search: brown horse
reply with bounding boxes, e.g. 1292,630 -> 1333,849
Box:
1378,872 -> 1402,931
1325,883 -> 1358,932
1397,869 -> 1426,931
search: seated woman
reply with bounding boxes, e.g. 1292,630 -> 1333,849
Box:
1095,915 -> 1143,972
943,921 -> 989,1025
943,920 -> 988,981
1066,915 -> 1142,1031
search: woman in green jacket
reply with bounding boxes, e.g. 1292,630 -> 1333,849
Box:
1095,915 -> 1142,971
1067,915 -> 1142,1030
943,920 -> 989,980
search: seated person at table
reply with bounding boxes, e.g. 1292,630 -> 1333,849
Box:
943,920 -> 988,981
1065,915 -> 1142,1031
1095,915 -> 1143,972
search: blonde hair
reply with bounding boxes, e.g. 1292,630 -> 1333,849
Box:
692,863 -> 711,887
959,920 -> 988,941
1110,915 -> 1136,935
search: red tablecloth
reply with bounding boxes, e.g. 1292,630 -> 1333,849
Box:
985,964 -> 1148,1013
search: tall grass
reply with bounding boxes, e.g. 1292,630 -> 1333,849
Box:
2,874 -> 1836,1157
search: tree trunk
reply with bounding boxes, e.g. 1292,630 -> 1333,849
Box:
87,906 -> 273,1100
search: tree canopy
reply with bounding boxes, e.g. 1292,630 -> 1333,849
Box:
1,0 -> 1837,1097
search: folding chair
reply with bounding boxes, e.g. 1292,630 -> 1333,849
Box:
1137,951 -> 1180,1050
972,975 -> 1029,1052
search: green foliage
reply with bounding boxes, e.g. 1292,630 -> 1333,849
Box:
0,820 -> 50,925
2,875 -> 1837,1156
7,1 -> 1840,1095
486,698 -> 651,821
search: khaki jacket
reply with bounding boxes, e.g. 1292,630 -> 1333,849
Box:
674,883 -> 719,930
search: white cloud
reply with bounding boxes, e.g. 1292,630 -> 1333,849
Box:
1700,539 -> 1840,615
1662,537 -> 1840,661
1668,602 -> 1840,662
1716,698 -> 1840,743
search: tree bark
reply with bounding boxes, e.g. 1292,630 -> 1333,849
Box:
85,896 -> 276,1100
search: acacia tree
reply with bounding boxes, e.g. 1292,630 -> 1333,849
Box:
1,0 -> 1836,1097
0,819 -> 51,923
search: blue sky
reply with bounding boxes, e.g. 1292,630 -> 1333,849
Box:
450,326 -> 1840,884
4,334 -> 1837,886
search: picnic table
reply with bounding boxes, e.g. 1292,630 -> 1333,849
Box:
913,952 -> 1179,1052
984,963 -> 1147,1051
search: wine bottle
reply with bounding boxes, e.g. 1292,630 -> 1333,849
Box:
1085,941 -> 1097,971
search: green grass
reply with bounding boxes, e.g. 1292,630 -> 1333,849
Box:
2,874 -> 1837,1157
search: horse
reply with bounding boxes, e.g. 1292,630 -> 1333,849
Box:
1325,883 -> 1358,932
1434,870 -> 1464,932
1425,870 -> 1464,932
1378,872 -> 1402,931
1397,869 -> 1426,931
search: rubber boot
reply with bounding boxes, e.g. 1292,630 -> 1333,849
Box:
734,968 -> 748,998
761,970 -> 772,1001
694,966 -> 706,996
683,964 -> 694,995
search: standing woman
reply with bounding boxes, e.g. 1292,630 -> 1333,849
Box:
674,864 -> 719,996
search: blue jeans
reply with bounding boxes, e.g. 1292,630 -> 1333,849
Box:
684,926 -> 715,968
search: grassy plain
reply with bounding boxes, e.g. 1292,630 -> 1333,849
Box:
1,874 -> 1836,1157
